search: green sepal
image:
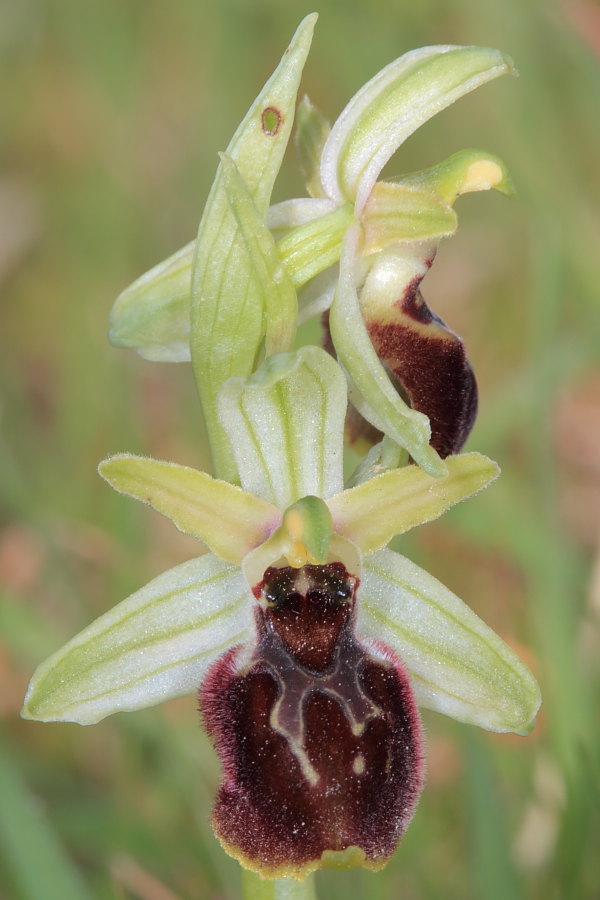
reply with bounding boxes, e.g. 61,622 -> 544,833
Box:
275,203 -> 353,287
109,240 -> 194,362
220,153 -> 297,357
218,346 -> 347,508
98,454 -> 279,564
362,181 -> 457,252
21,555 -> 251,724
190,15 -> 317,480
358,549 -> 541,734
329,452 -> 499,553
295,95 -> 331,199
319,45 -> 516,211
106,202 -> 341,365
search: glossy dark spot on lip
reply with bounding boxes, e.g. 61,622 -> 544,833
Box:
400,275 -> 445,327
262,563 -> 354,670
262,106 -> 283,135
200,563 -> 423,879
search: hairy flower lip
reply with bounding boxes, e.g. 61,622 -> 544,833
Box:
201,562 -> 424,880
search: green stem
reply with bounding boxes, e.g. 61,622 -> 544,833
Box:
241,870 -> 317,900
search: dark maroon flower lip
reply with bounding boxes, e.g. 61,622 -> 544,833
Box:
323,272 -> 478,460
366,285 -> 478,459
201,562 -> 424,880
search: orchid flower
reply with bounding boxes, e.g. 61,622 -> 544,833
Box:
22,17 -> 539,891
22,346 -> 540,880
108,26 -> 515,478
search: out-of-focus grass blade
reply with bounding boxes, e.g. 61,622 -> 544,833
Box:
0,740 -> 92,900
463,731 -> 523,900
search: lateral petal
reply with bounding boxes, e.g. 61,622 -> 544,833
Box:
357,549 -> 541,734
99,454 -> 279,564
328,452 -> 499,553
22,555 -> 252,725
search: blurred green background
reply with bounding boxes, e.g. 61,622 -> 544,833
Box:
1,0 -> 600,897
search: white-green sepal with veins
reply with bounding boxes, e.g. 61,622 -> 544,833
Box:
319,44 -> 516,212
219,346 -> 346,508
358,549 -> 541,734
190,14 -> 316,480
22,555 -> 252,725
219,153 -> 297,357
109,240 -> 195,363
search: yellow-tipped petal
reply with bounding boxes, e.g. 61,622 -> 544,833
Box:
328,452 -> 499,554
99,454 -> 279,565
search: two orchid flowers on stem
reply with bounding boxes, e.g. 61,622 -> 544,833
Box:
22,13 -> 540,887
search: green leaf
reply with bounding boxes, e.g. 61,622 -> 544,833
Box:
220,153 -> 297,356
358,549 -> 541,733
190,15 -> 317,480
295,95 -> 331,199
99,454 -> 279,564
329,224 -> 446,476
218,346 -> 346,508
22,555 -> 250,724
329,452 -> 499,552
319,45 -> 516,211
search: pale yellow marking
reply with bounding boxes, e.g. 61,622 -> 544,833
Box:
285,540 -> 309,568
219,832 -> 391,880
285,509 -> 304,542
268,692 -> 319,788
461,160 -> 503,194
352,754 -> 366,776
320,845 -> 386,872
294,568 -> 312,596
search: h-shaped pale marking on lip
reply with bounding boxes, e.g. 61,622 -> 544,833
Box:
257,570 -> 383,786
